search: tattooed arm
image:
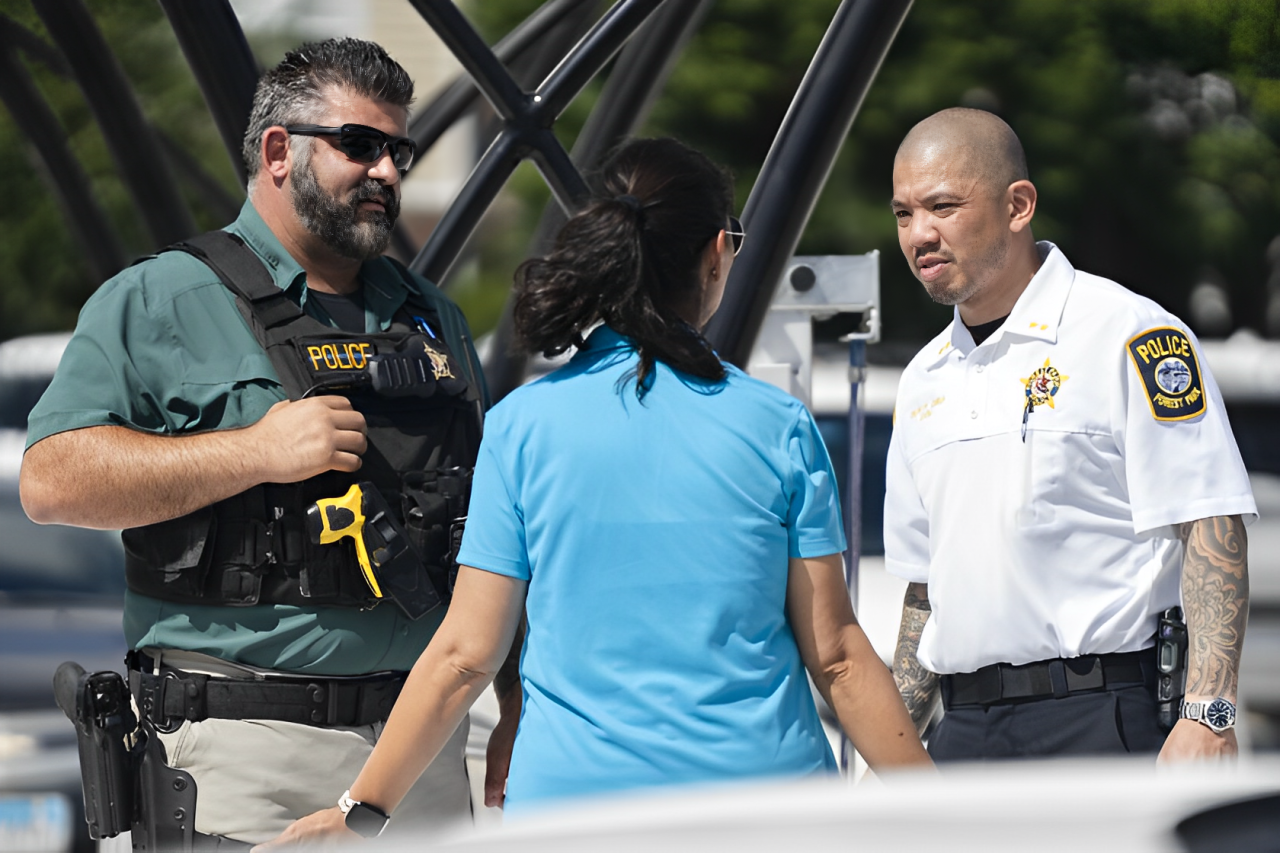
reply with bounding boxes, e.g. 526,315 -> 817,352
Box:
892,582 -> 940,735
1158,515 -> 1249,762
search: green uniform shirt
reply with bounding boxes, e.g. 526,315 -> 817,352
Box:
27,201 -> 487,675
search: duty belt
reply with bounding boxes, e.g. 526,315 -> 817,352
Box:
128,654 -> 405,732
942,651 -> 1152,709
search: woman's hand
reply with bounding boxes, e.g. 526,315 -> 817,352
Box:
484,709 -> 519,807
250,806 -> 354,851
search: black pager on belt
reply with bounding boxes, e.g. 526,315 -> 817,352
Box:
1155,606 -> 1188,732
53,662 -> 137,839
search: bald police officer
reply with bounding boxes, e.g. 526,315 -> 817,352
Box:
21,39 -> 518,847
886,107 -> 1256,762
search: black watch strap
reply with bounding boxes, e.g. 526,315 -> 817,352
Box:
339,789 -> 390,838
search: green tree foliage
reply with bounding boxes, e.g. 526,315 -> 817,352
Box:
0,0 -> 239,340
834,0 -> 1280,341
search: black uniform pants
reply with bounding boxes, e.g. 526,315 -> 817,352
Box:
928,683 -> 1168,762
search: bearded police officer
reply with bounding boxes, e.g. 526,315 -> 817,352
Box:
21,39 -> 518,848
885,108 -> 1256,762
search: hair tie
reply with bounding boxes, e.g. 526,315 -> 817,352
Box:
615,194 -> 644,221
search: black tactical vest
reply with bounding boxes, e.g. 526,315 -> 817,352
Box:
122,231 -> 482,616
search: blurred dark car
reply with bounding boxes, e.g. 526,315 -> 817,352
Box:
0,480 -> 126,853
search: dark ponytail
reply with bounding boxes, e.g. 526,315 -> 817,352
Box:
513,137 -> 733,396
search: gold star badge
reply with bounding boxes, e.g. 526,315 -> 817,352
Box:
1020,357 -> 1069,408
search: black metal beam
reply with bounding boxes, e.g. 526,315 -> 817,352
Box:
0,11 -> 68,76
409,0 -> 642,213
483,0 -> 712,400
413,131 -> 529,284
35,0 -> 198,249
406,0 -> 599,167
154,134 -> 243,224
561,0 -> 711,189
535,0 -> 664,118
157,0 -> 259,187
705,0 -> 913,367
529,0 -> 713,250
408,0 -> 667,284
2,14 -> 243,227
465,2 -> 602,185
407,0 -> 531,123
528,129 -> 593,212
504,0 -> 602,91
0,19 -> 124,281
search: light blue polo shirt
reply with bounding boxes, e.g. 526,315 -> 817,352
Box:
458,326 -> 845,812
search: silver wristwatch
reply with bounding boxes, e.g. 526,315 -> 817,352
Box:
1180,697 -> 1236,734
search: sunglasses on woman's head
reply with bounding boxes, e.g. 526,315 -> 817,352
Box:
726,216 -> 746,256
285,124 -> 417,173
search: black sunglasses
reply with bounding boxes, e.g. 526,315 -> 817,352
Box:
285,124 -> 417,173
725,215 -> 746,256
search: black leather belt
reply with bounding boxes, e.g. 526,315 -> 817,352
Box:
942,651 -> 1151,709
127,652 -> 405,731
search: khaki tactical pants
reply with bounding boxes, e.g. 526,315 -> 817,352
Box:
157,715 -> 471,844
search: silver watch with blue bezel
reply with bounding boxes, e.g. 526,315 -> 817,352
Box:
1180,697 -> 1236,733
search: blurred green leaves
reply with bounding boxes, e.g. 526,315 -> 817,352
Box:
0,0 -> 239,339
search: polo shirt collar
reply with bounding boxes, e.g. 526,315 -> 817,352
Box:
226,200 -> 307,294
926,241 -> 1074,367
357,256 -> 413,332
226,200 -> 413,331
994,241 -> 1073,346
580,324 -> 634,353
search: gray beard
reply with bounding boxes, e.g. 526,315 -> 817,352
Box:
290,158 -> 399,261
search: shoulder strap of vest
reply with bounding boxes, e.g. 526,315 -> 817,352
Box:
163,231 -> 328,399
174,231 -> 305,330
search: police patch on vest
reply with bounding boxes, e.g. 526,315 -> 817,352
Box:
1126,327 -> 1206,421
304,339 -> 375,373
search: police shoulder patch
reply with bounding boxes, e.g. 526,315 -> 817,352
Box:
1126,326 -> 1206,422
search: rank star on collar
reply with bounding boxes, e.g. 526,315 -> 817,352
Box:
1020,358 -> 1069,409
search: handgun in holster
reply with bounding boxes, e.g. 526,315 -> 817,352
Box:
306,481 -> 443,619
1155,606 -> 1188,732
53,661 -> 139,839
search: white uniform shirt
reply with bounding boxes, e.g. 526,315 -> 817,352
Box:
884,243 -> 1257,674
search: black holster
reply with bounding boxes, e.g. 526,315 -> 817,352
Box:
53,661 -> 253,852
53,662 -> 138,840
131,732 -> 201,853
131,722 -> 250,852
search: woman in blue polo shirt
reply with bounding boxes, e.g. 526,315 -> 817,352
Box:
262,138 -> 929,846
